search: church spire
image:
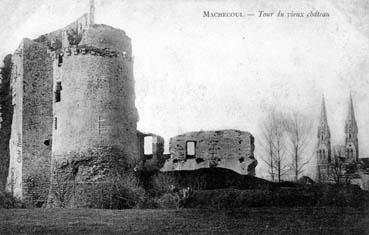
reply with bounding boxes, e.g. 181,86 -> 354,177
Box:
320,95 -> 328,125
345,92 -> 359,162
318,95 -> 330,138
345,92 -> 358,134
346,92 -> 356,124
316,94 -> 331,182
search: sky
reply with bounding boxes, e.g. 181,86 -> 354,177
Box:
1,0 -> 369,179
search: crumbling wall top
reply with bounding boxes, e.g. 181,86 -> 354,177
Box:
78,24 -> 131,53
161,129 -> 257,175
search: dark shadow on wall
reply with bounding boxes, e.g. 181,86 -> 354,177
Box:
0,54 -> 13,190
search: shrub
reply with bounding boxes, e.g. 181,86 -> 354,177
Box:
183,185 -> 369,209
156,193 -> 180,209
48,165 -> 148,209
24,170 -> 50,207
151,173 -> 178,195
82,171 -> 147,209
110,171 -> 147,209
0,190 -> 24,209
66,28 -> 82,45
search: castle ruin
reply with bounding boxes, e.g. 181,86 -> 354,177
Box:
5,1 -> 139,206
1,1 -> 258,206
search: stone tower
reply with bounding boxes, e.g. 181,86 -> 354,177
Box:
345,93 -> 358,162
316,96 -> 331,182
49,20 -> 139,206
6,39 -> 53,201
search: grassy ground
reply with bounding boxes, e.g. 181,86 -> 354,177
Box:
1,207 -> 369,234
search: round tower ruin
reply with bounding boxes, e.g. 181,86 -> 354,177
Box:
49,24 -> 139,207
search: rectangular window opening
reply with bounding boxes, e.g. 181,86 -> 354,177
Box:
54,117 -> 57,130
58,55 -> 63,67
144,136 -> 153,156
186,141 -> 196,159
55,82 -> 62,102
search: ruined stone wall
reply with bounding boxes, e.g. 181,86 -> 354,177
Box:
49,25 -> 138,207
6,39 -> 53,203
0,54 -> 13,190
21,39 -> 53,204
33,13 -> 90,50
78,25 -> 131,52
161,130 -> 257,175
137,131 -> 165,171
169,130 -> 254,160
64,13 -> 90,36
62,13 -> 91,48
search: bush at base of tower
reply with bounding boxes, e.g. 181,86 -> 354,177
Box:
0,190 -> 24,209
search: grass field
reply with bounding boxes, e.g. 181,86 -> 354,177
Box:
1,207 -> 369,234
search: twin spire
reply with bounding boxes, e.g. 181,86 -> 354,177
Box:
319,93 -> 357,136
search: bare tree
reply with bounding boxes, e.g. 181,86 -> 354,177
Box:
329,148 -> 357,184
259,108 -> 289,182
260,114 -> 275,181
273,111 -> 289,182
284,112 -> 313,182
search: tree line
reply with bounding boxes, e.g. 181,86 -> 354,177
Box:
258,107 -> 313,182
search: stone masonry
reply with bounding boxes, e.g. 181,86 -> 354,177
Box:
4,3 -> 139,206
136,131 -> 166,171
161,130 -> 258,175
49,24 -> 139,207
6,39 -> 53,203
2,2 -> 260,206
